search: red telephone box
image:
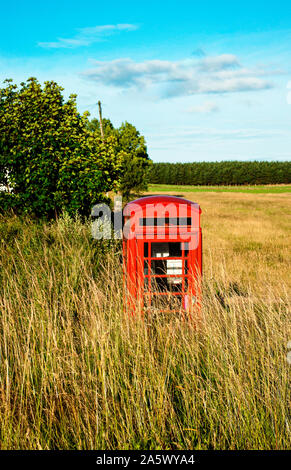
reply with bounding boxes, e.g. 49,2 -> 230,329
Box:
123,196 -> 202,317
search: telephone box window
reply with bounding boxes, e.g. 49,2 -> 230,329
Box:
146,294 -> 183,310
151,242 -> 182,258
141,239 -> 193,299
144,277 -> 149,291
150,259 -> 183,277
151,277 -> 184,293
140,217 -> 191,226
151,259 -> 166,275
183,242 -> 189,257
144,260 -> 149,275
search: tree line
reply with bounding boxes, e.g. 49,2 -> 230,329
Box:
0,78 -> 151,218
149,161 -> 291,186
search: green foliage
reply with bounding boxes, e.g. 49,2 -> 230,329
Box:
87,117 -> 118,139
88,118 -> 151,198
149,161 -> 291,186
0,78 -> 122,217
117,122 -> 151,199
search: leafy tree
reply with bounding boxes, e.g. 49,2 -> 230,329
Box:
117,122 -> 151,199
0,78 -> 122,217
87,117 -> 118,139
88,118 -> 151,199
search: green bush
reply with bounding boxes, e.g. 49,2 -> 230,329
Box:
0,78 -> 122,217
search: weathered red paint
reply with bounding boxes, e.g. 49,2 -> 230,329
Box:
123,195 -> 202,318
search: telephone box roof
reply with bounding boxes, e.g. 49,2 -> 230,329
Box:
124,195 -> 201,215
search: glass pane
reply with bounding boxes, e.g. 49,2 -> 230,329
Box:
151,259 -> 167,275
151,242 -> 182,258
140,218 -> 191,226
151,259 -> 183,276
151,277 -> 183,293
183,242 -> 189,257
144,242 -> 148,258
144,260 -> 149,275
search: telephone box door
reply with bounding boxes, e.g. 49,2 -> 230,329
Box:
136,237 -> 199,314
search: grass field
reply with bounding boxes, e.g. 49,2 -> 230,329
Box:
148,183 -> 291,194
0,188 -> 290,449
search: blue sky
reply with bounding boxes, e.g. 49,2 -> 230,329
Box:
1,0 -> 291,162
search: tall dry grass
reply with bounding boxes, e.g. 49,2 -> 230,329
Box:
0,193 -> 290,449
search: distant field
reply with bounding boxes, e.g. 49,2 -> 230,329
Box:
148,183 -> 291,194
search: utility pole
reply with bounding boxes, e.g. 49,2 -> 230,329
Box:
98,100 -> 104,143
98,100 -> 108,197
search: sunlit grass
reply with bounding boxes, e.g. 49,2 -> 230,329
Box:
0,191 -> 290,449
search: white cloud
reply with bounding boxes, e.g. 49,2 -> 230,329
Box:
38,24 -> 138,49
148,127 -> 291,152
197,54 -> 239,72
186,101 -> 219,113
82,55 -> 276,98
